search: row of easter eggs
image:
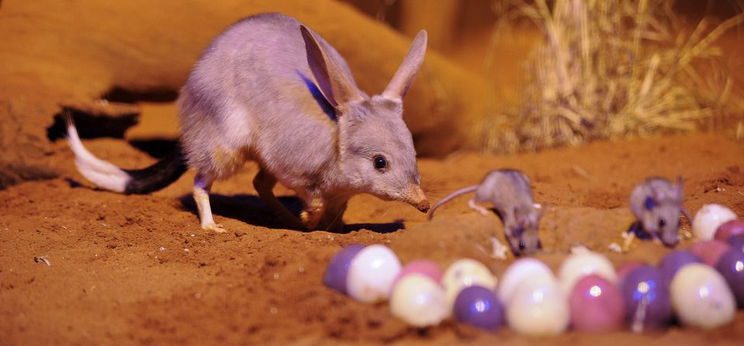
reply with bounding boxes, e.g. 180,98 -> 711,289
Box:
324,205 -> 744,335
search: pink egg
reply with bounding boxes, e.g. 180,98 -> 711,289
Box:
617,262 -> 644,283
392,259 -> 443,289
568,274 -> 625,332
715,220 -> 744,242
689,240 -> 733,266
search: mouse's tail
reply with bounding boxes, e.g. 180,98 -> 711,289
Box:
427,185 -> 479,220
65,114 -> 188,194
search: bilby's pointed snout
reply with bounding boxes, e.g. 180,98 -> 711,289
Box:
405,185 -> 429,213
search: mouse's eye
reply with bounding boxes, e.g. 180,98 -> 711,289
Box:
373,155 -> 387,172
644,197 -> 655,210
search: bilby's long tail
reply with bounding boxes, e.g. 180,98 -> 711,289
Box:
65,115 -> 188,194
427,185 -> 479,220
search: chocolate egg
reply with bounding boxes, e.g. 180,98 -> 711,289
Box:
498,258 -> 555,302
443,259 -> 497,310
689,240 -> 732,267
323,244 -> 365,294
692,204 -> 737,240
453,285 -> 505,331
714,249 -> 744,308
346,244 -> 402,303
506,277 -> 569,336
670,263 -> 736,329
559,250 -> 617,293
620,265 -> 672,331
727,234 -> 744,253
390,273 -> 448,327
568,274 -> 625,332
391,259 -> 443,290
715,219 -> 744,242
658,250 -> 702,287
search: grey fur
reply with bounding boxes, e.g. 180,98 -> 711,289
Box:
428,169 -> 542,256
629,177 -> 688,246
69,13 -> 430,232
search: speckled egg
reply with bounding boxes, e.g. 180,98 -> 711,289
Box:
390,273 -> 448,327
559,250 -> 617,293
443,259 -> 497,310
498,258 -> 555,302
391,259 -> 443,291
714,249 -> 744,308
453,285 -> 506,331
324,244 -> 366,294
568,274 -> 625,332
670,263 -> 736,329
346,244 -> 402,303
506,277 -> 569,336
620,265 -> 672,331
692,204 -> 737,240
689,240 -> 732,267
715,219 -> 744,242
658,250 -> 702,287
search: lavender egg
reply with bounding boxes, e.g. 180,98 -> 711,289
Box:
347,244 -> 402,303
689,240 -> 732,267
715,219 -> 744,242
714,249 -> 744,308
658,250 -> 702,287
568,274 -> 625,332
620,265 -> 672,332
390,273 -> 448,327
727,234 -> 744,253
453,285 -> 506,331
617,261 -> 644,283
391,259 -> 443,290
323,244 -> 366,294
692,204 -> 737,240
670,263 -> 736,329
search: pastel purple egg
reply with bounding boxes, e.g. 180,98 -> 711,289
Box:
715,249 -> 744,308
620,265 -> 672,331
453,285 -> 506,331
728,234 -> 744,253
617,262 -> 644,283
323,244 -> 365,294
392,259 -> 443,290
689,240 -> 732,266
715,219 -> 744,242
658,250 -> 702,287
568,274 -> 625,332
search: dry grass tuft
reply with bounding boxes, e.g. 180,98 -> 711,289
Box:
482,0 -> 744,153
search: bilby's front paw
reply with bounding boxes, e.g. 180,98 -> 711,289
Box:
202,222 -> 227,233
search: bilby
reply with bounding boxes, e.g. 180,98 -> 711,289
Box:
66,13 -> 430,232
428,169 -> 542,256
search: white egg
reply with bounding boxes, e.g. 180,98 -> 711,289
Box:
498,258 -> 555,302
670,263 -> 736,329
442,259 -> 497,310
558,250 -> 617,293
692,204 -> 737,240
346,244 -> 402,303
390,273 -> 448,327
506,278 -> 569,336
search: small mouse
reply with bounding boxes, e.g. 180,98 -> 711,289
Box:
428,169 -> 543,256
628,177 -> 689,246
66,13 -> 430,232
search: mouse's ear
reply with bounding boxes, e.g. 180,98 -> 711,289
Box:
300,26 -> 364,109
675,176 -> 684,200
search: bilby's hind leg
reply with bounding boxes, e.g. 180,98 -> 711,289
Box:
194,173 -> 226,233
253,170 -> 304,229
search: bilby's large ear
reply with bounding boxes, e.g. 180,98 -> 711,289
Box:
300,25 -> 364,108
382,30 -> 427,102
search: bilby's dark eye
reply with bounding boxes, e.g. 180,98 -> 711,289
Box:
373,155 -> 387,171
